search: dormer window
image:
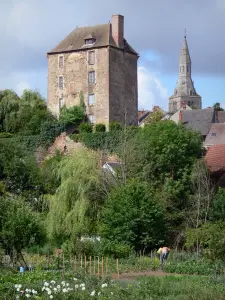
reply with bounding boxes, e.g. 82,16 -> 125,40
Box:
85,39 -> 95,45
84,34 -> 96,45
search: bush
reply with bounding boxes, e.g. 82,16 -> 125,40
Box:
79,123 -> 93,133
109,121 -> 122,131
69,133 -> 82,143
0,132 -> 13,138
95,123 -> 106,132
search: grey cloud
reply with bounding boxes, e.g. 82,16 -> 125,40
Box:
1,0 -> 225,76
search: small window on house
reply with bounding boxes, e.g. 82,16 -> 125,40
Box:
70,82 -> 75,93
88,71 -> 95,84
88,94 -> 95,105
211,133 -> 216,136
59,76 -> 63,89
59,97 -> 64,109
89,114 -> 95,124
88,51 -> 95,65
85,39 -> 95,45
59,56 -> 64,68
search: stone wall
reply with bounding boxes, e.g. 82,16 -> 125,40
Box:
47,46 -> 138,126
109,48 -> 138,125
47,47 -> 109,124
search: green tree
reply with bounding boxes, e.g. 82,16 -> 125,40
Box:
127,121 -> 202,184
0,196 -> 45,265
59,105 -> 84,128
101,179 -> 166,253
213,102 -> 224,111
47,149 -> 105,250
144,110 -> 164,124
210,188 -> 225,221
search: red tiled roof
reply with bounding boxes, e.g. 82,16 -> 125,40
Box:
205,144 -> 225,172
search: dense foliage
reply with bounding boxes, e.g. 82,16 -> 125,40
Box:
0,88 -> 225,269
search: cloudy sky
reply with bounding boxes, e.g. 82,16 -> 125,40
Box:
1,0 -> 225,110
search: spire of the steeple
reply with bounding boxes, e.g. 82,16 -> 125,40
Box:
168,33 -> 202,113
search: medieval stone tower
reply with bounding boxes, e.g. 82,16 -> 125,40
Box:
47,14 -> 138,126
169,34 -> 202,113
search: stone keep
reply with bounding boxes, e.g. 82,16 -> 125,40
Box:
169,35 -> 202,113
47,15 -> 139,126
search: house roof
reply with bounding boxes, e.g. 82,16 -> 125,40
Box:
204,123 -> 225,146
181,108 -> 215,136
205,144 -> 225,172
48,23 -> 138,55
138,110 -> 151,124
217,111 -> 225,123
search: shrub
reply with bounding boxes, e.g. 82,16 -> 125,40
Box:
109,121 -> 122,131
95,123 -> 106,132
0,132 -> 13,138
79,123 -> 93,133
69,133 -> 82,143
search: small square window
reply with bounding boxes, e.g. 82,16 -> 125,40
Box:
88,51 -> 95,65
88,71 -> 95,84
211,133 -> 216,136
70,82 -> 75,93
59,76 -> 63,89
89,114 -> 95,124
88,94 -> 95,105
59,56 -> 64,68
59,97 -> 64,109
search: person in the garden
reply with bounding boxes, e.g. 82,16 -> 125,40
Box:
157,246 -> 171,264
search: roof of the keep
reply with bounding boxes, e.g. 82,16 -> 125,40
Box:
205,144 -> 225,172
182,108 -> 215,136
48,23 -> 138,55
204,123 -> 225,146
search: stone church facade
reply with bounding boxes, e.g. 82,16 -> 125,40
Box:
47,15 -> 138,126
169,35 -> 202,113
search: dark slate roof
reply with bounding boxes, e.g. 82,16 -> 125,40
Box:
217,111 -> 225,123
48,23 -> 138,55
205,144 -> 225,172
181,108 -> 215,136
204,123 -> 225,146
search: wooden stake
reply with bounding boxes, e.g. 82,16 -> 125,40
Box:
81,255 -> 83,269
116,258 -> 119,279
94,256 -> 96,275
102,257 -> 104,277
84,255 -> 87,274
90,256 -> 92,275
106,257 -> 108,276
98,256 -> 100,279
74,255 -> 76,271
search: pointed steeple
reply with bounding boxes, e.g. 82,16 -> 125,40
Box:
168,33 -> 202,113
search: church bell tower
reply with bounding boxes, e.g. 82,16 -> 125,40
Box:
169,33 -> 202,113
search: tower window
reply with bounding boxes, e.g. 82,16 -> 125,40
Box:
187,66 -> 189,72
88,94 -> 95,105
70,82 -> 75,94
88,71 -> 95,84
59,76 -> 63,89
88,51 -> 95,65
59,97 -> 64,109
89,114 -> 95,124
182,66 -> 185,72
59,55 -> 64,68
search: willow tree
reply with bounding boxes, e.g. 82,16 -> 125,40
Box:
47,148 -> 105,250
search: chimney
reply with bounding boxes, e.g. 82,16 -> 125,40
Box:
179,110 -> 182,121
111,14 -> 124,48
